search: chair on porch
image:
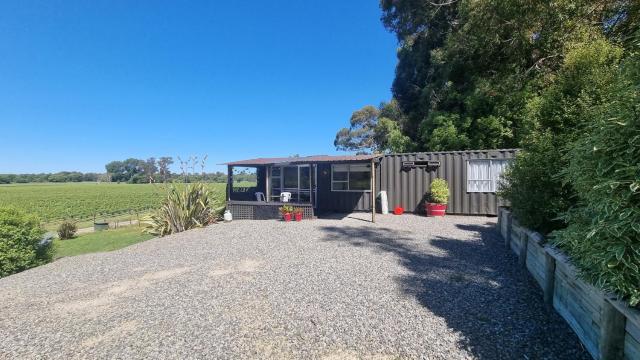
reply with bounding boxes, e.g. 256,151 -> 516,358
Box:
255,192 -> 266,202
280,192 -> 292,202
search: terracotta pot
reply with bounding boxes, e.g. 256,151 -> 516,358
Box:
294,213 -> 303,221
283,213 -> 292,222
426,203 -> 447,217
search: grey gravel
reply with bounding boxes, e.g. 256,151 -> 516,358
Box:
0,213 -> 589,359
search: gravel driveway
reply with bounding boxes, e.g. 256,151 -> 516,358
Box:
0,214 -> 589,359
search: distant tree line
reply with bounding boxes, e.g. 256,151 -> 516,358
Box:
0,156 -> 244,184
0,172 -> 104,184
104,156 -> 239,184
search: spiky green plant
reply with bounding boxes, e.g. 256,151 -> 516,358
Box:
144,183 -> 216,236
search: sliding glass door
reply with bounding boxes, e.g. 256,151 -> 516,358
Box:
269,165 -> 315,204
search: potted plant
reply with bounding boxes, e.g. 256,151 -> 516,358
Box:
279,205 -> 294,222
293,208 -> 303,222
426,178 -> 449,217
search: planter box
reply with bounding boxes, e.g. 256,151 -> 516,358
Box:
495,211 -> 635,360
547,248 -> 605,359
509,220 -> 523,255
525,232 -> 546,290
608,299 -> 640,360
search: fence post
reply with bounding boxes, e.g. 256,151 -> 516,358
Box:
518,230 -> 528,267
600,298 -> 626,360
543,249 -> 556,307
505,212 -> 512,250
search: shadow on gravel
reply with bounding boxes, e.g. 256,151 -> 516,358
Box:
319,222 -> 589,360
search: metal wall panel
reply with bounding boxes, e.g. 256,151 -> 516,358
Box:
380,149 -> 517,216
315,162 -> 380,212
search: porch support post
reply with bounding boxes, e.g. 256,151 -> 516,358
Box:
227,165 -> 232,201
265,165 -> 270,202
309,164 -> 314,208
371,158 -> 376,223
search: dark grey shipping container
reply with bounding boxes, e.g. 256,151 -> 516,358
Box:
380,149 -> 517,216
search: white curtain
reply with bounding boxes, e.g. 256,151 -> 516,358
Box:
491,160 -> 510,191
467,160 -> 491,192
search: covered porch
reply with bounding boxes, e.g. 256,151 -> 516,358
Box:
223,155 -> 380,221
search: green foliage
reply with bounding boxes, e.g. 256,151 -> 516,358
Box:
57,220 -> 77,240
335,100 -> 413,154
551,53 -> 640,306
502,34 -> 624,234
500,134 -> 572,234
144,183 -> 217,236
376,0 -> 637,151
0,182 -> 227,224
377,0 -> 640,306
0,207 -> 50,277
279,205 -> 294,215
0,172 -> 100,184
429,179 -> 449,204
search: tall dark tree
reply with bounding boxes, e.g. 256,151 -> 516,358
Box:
157,157 -> 174,182
377,0 -> 638,151
105,158 -> 145,182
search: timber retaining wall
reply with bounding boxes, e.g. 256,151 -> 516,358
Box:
497,208 -> 640,360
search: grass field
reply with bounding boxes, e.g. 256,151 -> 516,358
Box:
0,182 -> 228,225
54,226 -> 154,259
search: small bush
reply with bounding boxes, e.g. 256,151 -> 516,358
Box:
57,220 -> 77,240
430,178 -> 449,204
0,207 -> 51,277
145,183 -> 216,236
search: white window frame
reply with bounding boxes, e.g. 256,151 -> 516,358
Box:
331,163 -> 371,192
466,159 -> 511,193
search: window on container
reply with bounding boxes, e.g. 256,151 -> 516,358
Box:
467,159 -> 511,193
331,163 -> 371,191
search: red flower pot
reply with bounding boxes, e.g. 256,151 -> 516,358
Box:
426,203 -> 447,217
294,213 -> 303,222
393,206 -> 404,215
283,213 -> 292,222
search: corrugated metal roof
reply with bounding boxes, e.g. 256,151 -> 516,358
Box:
222,154 -> 381,166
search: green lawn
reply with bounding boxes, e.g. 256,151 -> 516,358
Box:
54,226 -> 155,259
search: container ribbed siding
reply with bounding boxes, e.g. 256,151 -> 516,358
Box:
380,149 -> 517,216
313,150 -> 516,216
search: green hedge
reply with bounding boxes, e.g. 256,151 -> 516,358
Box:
502,32 -> 640,306
552,54 -> 640,306
0,207 -> 51,277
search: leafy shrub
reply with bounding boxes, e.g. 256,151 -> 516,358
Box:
57,220 -> 77,240
279,205 -> 294,215
499,133 -> 573,234
429,178 -> 449,204
552,54 -> 640,306
501,34 -> 623,234
0,207 -> 51,277
145,183 -> 216,236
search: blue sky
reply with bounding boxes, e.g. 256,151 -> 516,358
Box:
0,1 -> 398,173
